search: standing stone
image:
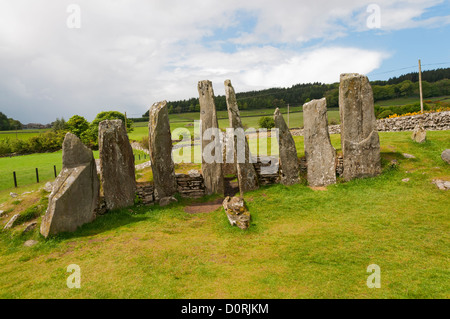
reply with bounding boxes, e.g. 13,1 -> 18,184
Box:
274,108 -> 300,185
40,133 -> 99,238
441,149 -> 450,164
224,79 -> 259,193
412,125 -> 426,143
303,98 -> 337,187
339,73 -> 381,181
198,80 -> 224,195
99,120 -> 136,210
149,101 -> 178,201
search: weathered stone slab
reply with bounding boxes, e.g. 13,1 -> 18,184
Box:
149,101 -> 178,201
339,73 -> 381,181
99,120 -> 136,210
224,79 -> 259,193
4,214 -> 19,230
412,125 -> 426,143
274,108 -> 300,185
441,149 -> 450,164
40,133 -> 99,238
198,80 -> 224,195
222,196 -> 251,230
303,98 -> 336,187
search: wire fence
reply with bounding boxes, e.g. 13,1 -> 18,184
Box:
0,164 -> 62,191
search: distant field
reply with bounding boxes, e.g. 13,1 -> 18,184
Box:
0,149 -> 149,192
0,129 -> 49,141
374,95 -> 450,107
129,107 -> 341,141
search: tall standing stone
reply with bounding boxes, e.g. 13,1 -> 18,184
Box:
274,108 -> 300,185
303,98 -> 337,187
339,73 -> 381,181
40,133 -> 99,238
99,120 -> 136,210
198,80 -> 224,195
149,101 -> 178,201
224,79 -> 259,193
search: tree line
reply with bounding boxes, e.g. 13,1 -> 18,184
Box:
140,67 -> 450,118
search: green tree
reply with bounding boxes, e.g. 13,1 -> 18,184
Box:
67,115 -> 89,138
82,111 -> 134,149
258,116 -> 275,129
52,118 -> 68,132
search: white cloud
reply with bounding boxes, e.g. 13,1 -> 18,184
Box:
0,0 -> 447,123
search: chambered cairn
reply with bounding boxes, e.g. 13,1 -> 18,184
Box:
40,133 -> 100,238
99,119 -> 136,210
148,101 -> 178,201
339,73 -> 381,181
303,98 -> 337,187
198,80 -> 224,195
274,108 -> 300,185
224,79 -> 259,194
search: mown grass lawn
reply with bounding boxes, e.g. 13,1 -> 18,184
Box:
0,131 -> 448,299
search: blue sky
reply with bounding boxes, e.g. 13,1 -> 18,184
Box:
0,0 -> 449,123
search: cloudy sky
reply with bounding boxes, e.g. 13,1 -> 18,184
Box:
1,0 -> 449,123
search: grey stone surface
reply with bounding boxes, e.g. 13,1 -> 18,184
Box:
339,73 -> 381,181
432,179 -> 450,190
412,125 -> 427,143
441,149 -> 450,164
44,182 -> 53,193
4,214 -> 19,230
403,153 -> 416,159
24,240 -> 38,247
148,101 -> 178,201
224,79 -> 259,193
10,193 -> 18,198
274,108 -> 300,185
40,133 -> 99,238
198,80 -> 224,195
99,120 -> 136,210
222,196 -> 251,230
23,221 -> 37,233
303,98 -> 336,187
159,196 -> 178,207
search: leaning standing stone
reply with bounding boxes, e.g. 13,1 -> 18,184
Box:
274,108 -> 300,185
339,73 -> 381,181
224,79 -> 259,193
99,120 -> 136,210
149,101 -> 178,201
303,98 -> 337,187
198,80 -> 224,195
40,133 -> 100,238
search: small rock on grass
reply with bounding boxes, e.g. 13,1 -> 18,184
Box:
402,153 -> 416,159
159,196 -> 178,207
24,240 -> 38,247
10,192 -> 18,198
402,178 -> 410,183
23,222 -> 37,233
432,179 -> 450,191
223,196 -> 251,230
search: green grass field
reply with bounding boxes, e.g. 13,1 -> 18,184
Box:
0,149 -> 150,192
0,130 -> 449,298
128,108 -> 341,141
0,129 -> 50,141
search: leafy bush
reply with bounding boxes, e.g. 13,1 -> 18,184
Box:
377,110 -> 394,119
258,116 -> 275,129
